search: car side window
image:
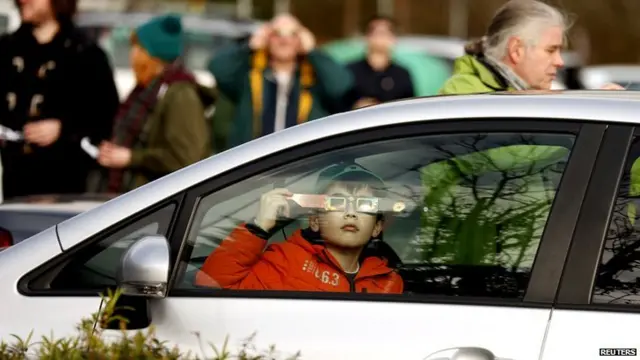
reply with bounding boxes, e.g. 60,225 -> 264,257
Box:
175,131 -> 576,299
27,203 -> 177,292
593,136 -> 640,304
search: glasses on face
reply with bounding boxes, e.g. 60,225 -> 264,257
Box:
288,193 -> 407,214
324,196 -> 379,214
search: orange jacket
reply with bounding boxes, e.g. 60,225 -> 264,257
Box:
195,224 -> 404,293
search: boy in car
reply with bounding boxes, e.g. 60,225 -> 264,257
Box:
195,163 -> 404,293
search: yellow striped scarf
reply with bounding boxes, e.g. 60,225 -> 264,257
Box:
249,49 -> 314,138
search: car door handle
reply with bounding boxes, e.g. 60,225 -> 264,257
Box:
424,346 -> 514,360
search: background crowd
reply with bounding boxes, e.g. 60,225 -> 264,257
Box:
0,0 -> 632,202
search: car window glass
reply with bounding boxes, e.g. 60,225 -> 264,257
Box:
593,136 -> 640,304
29,204 -> 176,291
175,131 -> 576,299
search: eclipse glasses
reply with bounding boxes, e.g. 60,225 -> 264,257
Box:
287,194 -> 410,215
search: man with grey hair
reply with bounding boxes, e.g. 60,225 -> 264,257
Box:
439,0 -> 622,94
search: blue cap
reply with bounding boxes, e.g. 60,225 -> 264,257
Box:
314,163 -> 386,195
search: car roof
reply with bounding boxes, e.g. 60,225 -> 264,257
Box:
57,90 -> 640,247
0,193 -> 113,214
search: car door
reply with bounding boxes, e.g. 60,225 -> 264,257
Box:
542,125 -> 640,359
12,200 -> 181,342
142,119 -> 603,360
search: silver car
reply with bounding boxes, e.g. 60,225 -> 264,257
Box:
2,91 -> 640,360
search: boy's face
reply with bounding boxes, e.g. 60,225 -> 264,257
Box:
309,181 -> 383,249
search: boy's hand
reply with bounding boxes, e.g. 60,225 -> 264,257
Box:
255,188 -> 293,232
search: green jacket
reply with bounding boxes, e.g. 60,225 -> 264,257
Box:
208,43 -> 353,149
439,55 -> 514,95
128,81 -> 214,189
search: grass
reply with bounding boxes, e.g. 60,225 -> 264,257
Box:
0,288 -> 302,360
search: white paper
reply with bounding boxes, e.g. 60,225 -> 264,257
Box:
80,137 -> 99,159
0,125 -> 23,142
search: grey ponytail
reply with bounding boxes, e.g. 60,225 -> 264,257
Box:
464,36 -> 487,55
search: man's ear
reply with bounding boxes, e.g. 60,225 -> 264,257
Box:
506,36 -> 525,64
371,219 -> 383,238
308,215 -> 320,232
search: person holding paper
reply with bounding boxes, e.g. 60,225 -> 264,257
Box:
95,14 -> 214,194
0,0 -> 119,199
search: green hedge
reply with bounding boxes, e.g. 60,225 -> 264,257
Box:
0,289 -> 302,360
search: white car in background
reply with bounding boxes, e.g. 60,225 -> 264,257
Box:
0,1 -> 19,34
578,65 -> 640,90
0,193 -> 111,249
75,11 -> 262,100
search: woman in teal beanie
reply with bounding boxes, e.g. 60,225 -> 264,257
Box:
95,14 -> 216,194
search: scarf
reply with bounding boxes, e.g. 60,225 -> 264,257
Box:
483,54 -> 530,91
249,49 -> 314,138
106,62 -> 196,193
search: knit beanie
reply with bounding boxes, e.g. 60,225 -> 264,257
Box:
135,14 -> 184,63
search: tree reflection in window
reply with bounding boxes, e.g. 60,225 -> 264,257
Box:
593,137 -> 640,304
401,134 -> 572,298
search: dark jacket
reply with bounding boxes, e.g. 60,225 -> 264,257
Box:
342,59 -> 415,110
0,21 -> 119,199
208,43 -> 353,149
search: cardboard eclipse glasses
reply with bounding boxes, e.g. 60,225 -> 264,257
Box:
288,194 -> 409,214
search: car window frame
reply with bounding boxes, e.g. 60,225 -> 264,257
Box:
556,124 -> 639,310
17,194 -> 184,296
166,119 -> 605,307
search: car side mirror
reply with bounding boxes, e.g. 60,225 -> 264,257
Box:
116,235 -> 170,298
